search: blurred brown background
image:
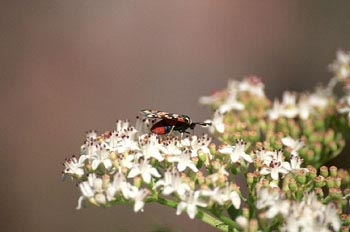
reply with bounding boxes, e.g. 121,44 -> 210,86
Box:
1,1 -> 350,232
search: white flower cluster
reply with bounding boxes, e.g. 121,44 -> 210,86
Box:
329,50 -> 350,81
254,137 -> 306,183
199,76 -> 266,134
256,188 -> 341,232
268,91 -> 329,120
63,118 -> 242,219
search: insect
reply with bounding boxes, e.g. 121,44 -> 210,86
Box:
140,109 -> 211,135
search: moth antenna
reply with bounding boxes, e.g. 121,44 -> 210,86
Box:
194,122 -> 212,127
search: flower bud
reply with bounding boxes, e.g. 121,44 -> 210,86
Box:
335,176 -> 342,188
109,151 -> 117,160
95,193 -> 107,205
248,219 -> 258,232
314,176 -> 325,187
133,176 -> 142,188
304,150 -> 315,163
320,166 -> 329,177
247,173 -> 254,185
329,166 -> 338,177
102,174 -> 110,189
242,207 -> 249,218
289,178 -> 297,191
326,176 -> 335,188
324,129 -> 335,143
296,170 -> 307,184
209,143 -> 216,155
113,159 -> 119,168
198,150 -> 207,163
307,165 -> 317,179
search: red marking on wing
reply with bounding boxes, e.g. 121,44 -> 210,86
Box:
151,126 -> 166,135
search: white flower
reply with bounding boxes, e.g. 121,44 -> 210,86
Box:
80,140 -> 99,158
136,134 -> 164,161
282,193 -> 341,232
254,147 -> 274,166
268,92 -> 299,120
127,159 -> 161,183
236,216 -> 248,229
135,116 -> 153,135
202,184 -> 241,209
76,174 -> 105,209
181,134 -> 212,158
63,155 -> 87,178
206,164 -> 229,184
85,130 -> 97,140
238,76 -> 265,97
281,136 -> 304,156
259,150 -> 290,181
110,129 -> 140,153
256,188 -> 284,210
268,100 -> 284,120
298,98 -> 313,120
205,110 -> 225,134
218,83 -> 244,114
106,171 -> 136,201
338,95 -> 350,119
115,120 -> 130,133
199,91 -> 223,105
307,92 -> 329,109
329,50 -> 350,81
159,137 -> 182,155
154,169 -> 191,196
288,155 -> 308,172
176,190 -> 207,219
218,140 -> 253,163
132,189 -> 150,212
90,145 -> 113,170
167,150 -> 198,172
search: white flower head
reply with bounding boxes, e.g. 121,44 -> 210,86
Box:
127,159 -> 161,183
282,193 -> 341,232
106,170 -> 137,201
259,149 -> 290,181
176,190 -> 207,219
154,169 -> 191,196
181,134 -> 212,158
218,139 -> 253,163
159,137 -> 182,156
218,81 -> 245,114
205,110 -> 225,134
238,75 -> 265,97
254,147 -> 274,166
329,50 -> 350,81
167,150 -> 199,173
289,155 -> 308,172
137,134 -> 164,161
63,155 -> 87,178
77,174 -> 105,209
202,184 -> 241,209
132,188 -> 150,212
256,188 -> 290,219
115,120 -> 130,133
281,136 -> 304,156
199,90 -> 223,106
268,92 -> 300,120
90,145 -> 113,171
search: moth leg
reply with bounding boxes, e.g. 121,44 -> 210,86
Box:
168,125 -> 175,135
